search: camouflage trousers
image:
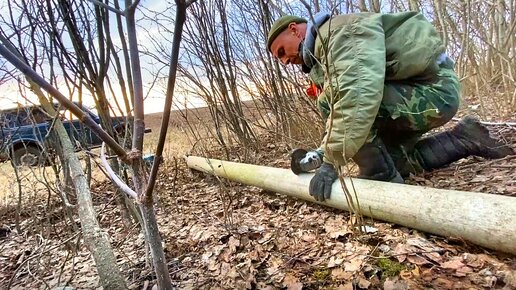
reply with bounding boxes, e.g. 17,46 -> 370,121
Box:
372,57 -> 461,175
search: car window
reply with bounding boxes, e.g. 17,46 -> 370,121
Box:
0,112 -> 10,128
17,107 -> 52,126
31,108 -> 51,124
59,108 -> 81,121
5,112 -> 19,127
0,107 -> 53,127
16,110 -> 31,126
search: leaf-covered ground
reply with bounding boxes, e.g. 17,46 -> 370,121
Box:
0,117 -> 515,289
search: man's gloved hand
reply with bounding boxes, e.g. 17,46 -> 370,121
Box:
309,162 -> 338,201
290,148 -> 323,175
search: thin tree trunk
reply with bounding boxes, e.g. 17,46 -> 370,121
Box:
12,159 -> 23,232
0,35 -> 127,288
37,87 -> 127,290
125,0 -> 173,288
408,0 -> 420,11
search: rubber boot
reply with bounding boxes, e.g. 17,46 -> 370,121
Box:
352,138 -> 404,183
413,116 -> 514,170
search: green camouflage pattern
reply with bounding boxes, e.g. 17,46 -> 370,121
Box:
309,12 -> 448,165
376,58 -> 460,136
317,58 -> 461,172
317,59 -> 460,135
375,58 -> 461,175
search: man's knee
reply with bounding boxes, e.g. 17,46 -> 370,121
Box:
379,79 -> 460,134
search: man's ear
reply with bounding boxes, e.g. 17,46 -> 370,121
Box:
288,22 -> 299,36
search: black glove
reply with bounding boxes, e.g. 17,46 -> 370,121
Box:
290,148 -> 323,175
309,162 -> 338,201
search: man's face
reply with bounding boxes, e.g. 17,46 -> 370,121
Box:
270,23 -> 304,65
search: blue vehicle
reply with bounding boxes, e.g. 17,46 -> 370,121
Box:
0,104 -> 129,166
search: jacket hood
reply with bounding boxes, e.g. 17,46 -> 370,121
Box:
302,12 -> 331,73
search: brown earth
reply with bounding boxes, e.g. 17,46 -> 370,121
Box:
0,101 -> 515,289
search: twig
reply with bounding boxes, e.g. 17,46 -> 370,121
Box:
367,249 -> 444,259
490,164 -> 516,169
451,117 -> 516,126
461,155 -> 515,170
27,259 -> 51,290
60,235 -> 81,287
145,0 -> 192,199
170,267 -> 185,275
100,143 -> 137,199
87,0 -> 126,16
431,155 -> 516,173
283,247 -> 313,267
7,232 -> 81,289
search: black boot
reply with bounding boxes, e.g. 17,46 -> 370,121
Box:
352,138 -> 404,183
413,116 -> 514,170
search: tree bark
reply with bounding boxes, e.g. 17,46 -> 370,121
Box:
38,90 -> 127,290
125,1 -> 173,288
0,22 -> 127,290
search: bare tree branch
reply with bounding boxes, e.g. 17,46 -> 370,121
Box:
86,0 -> 126,16
0,43 -> 128,159
100,143 -> 138,198
145,0 -> 192,198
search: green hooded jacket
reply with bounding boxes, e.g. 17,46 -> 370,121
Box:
308,12 -> 445,165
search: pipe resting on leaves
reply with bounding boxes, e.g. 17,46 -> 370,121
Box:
186,155 -> 516,254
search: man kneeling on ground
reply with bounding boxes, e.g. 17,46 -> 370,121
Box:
266,11 -> 514,201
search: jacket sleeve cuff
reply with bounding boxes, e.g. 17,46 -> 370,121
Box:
319,146 -> 347,167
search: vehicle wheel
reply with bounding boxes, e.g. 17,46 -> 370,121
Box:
12,146 -> 45,167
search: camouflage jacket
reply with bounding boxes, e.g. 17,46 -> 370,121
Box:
305,12 -> 445,165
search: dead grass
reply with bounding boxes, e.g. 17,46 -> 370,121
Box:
143,106 -> 220,157
0,108 -> 202,204
0,163 -> 52,203
143,126 -> 194,158
0,163 -> 12,197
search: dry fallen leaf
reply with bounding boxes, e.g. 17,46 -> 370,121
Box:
283,273 -> 303,290
482,276 -> 498,288
336,283 -> 353,290
408,237 -> 439,248
332,268 -> 353,280
503,270 -> 516,289
454,266 -> 473,277
407,254 -> 430,266
324,217 -> 351,239
228,236 -> 240,252
422,251 -> 443,264
393,243 -> 408,263
383,277 -> 409,290
421,268 -> 434,282
301,232 -> 316,242
328,256 -> 345,268
411,266 -> 420,277
344,260 -> 361,272
433,277 -> 454,289
441,258 -> 465,270
358,277 -> 371,289
399,269 -> 412,280
463,253 -> 484,268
